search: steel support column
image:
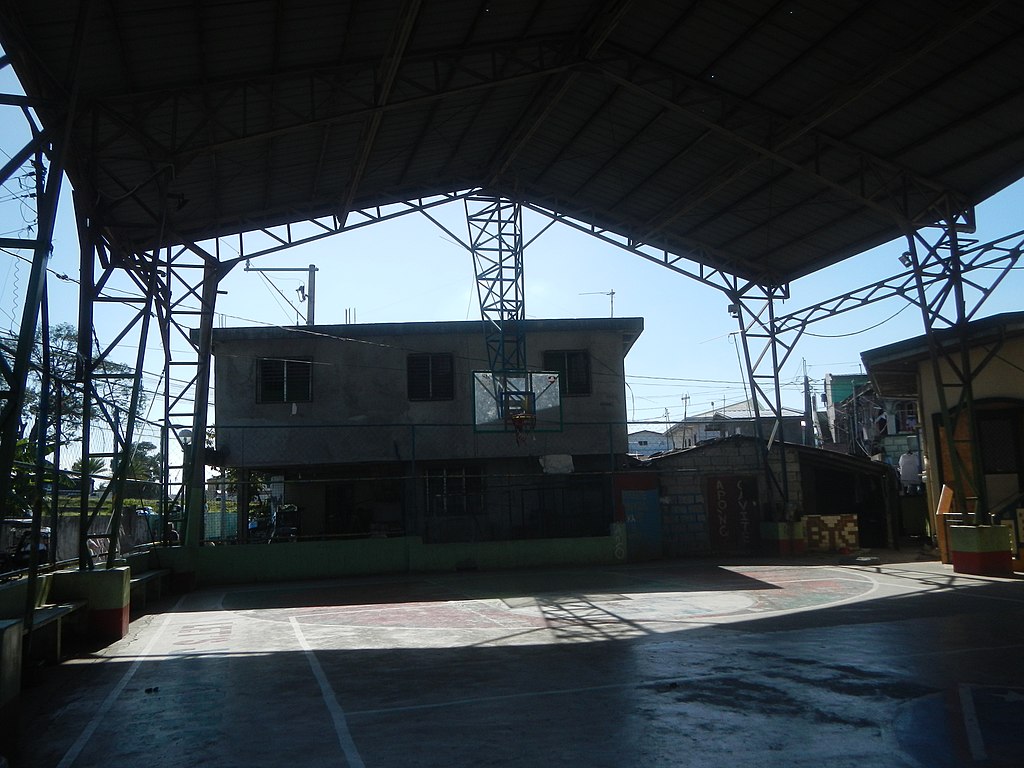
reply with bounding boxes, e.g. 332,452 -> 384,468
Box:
466,195 -> 527,420
904,209 -> 994,523
182,259 -> 219,548
728,284 -> 798,520
0,0 -> 90,529
74,225 -> 162,567
0,144 -> 63,517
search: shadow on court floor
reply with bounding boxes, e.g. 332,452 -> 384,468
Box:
9,553 -> 1024,768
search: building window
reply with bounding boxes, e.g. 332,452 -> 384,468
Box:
424,466 -> 482,516
543,350 -> 591,396
638,440 -> 649,446
258,357 -> 312,403
894,401 -> 918,433
407,353 -> 455,400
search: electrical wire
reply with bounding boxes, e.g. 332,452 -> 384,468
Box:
803,302 -> 912,338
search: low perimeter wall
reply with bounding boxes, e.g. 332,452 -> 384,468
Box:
151,528 -> 627,587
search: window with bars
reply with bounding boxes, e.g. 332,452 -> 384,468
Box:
424,466 -> 483,516
543,349 -> 591,396
407,353 -> 455,401
894,400 -> 918,433
257,357 -> 312,403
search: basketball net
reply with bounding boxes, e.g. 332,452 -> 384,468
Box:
509,411 -> 536,445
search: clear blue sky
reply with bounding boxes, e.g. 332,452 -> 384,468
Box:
3,47 -> 1024,455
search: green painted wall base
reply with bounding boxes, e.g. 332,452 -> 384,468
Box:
154,531 -> 626,587
760,521 -> 806,556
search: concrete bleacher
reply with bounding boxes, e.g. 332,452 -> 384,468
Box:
0,556 -> 174,738
124,551 -> 173,615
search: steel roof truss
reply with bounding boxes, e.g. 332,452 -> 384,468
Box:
591,49 -> 969,233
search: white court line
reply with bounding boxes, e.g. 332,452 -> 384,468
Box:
58,604 -> 179,768
289,616 -> 365,768
959,683 -> 988,761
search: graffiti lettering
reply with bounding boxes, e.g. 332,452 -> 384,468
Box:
716,480 -> 729,537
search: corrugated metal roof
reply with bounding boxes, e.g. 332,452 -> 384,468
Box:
2,0 -> 1023,283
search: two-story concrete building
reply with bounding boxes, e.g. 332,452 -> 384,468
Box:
211,317 -> 643,545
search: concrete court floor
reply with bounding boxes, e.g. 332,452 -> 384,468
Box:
9,552 -> 1024,768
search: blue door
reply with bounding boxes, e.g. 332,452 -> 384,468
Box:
623,488 -> 662,561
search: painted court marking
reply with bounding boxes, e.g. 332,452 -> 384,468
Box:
289,616 -> 366,768
57,604 -> 179,768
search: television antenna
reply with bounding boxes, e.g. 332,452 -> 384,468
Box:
579,289 -> 615,317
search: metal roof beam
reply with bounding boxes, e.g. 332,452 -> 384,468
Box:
520,200 -> 761,296
591,2 -> 999,238
338,0 -> 422,226
484,0 -> 635,186
693,26 -> 1024,258
772,228 -> 1024,334
396,0 -> 496,184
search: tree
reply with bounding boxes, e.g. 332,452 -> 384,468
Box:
117,441 -> 162,500
2,322 -> 147,450
71,457 -> 107,494
4,438 -> 40,516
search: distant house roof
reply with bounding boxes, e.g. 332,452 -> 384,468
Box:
669,398 -> 804,430
861,311 -> 1024,398
628,429 -> 666,439
647,434 -> 893,476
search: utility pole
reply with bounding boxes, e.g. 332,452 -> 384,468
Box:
680,393 -> 690,448
802,358 -> 814,446
579,289 -> 615,317
244,261 -> 318,325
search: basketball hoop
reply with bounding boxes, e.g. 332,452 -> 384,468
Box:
508,411 -> 536,444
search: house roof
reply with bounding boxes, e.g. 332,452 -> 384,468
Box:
2,2 -> 1023,284
670,398 -> 803,429
647,433 -> 893,477
628,429 -> 666,439
861,311 -> 1024,398
210,316 -> 645,356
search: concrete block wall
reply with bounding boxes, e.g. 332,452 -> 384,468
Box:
804,514 -> 858,552
659,474 -> 711,555
655,437 -> 818,556
658,439 -> 765,556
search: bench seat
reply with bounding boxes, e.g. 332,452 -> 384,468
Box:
129,569 -> 172,614
22,600 -> 87,664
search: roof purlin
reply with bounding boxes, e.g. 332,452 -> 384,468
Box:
338,0 -> 423,227
396,0 -> 493,184
483,0 -> 634,185
590,55 -> 968,239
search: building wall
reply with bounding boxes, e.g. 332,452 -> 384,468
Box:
914,334 -> 1024,516
825,373 -> 870,447
655,438 -> 769,556
652,437 -> 892,555
212,321 -> 637,468
628,430 -> 670,456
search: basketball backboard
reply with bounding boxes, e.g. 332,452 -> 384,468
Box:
473,371 -> 562,432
